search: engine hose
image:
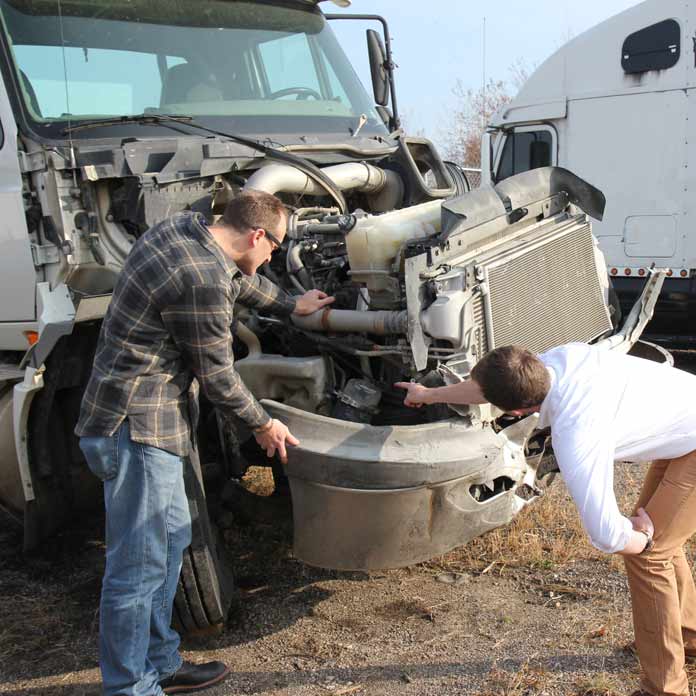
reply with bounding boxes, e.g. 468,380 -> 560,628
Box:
286,240 -> 314,291
291,309 -> 408,335
288,327 -> 378,356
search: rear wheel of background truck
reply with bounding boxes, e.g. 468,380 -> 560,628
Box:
22,328 -> 234,634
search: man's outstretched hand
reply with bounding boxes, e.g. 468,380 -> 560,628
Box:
254,419 -> 300,464
294,289 -> 335,316
394,381 -> 431,408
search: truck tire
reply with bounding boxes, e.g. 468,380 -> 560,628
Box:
23,327 -> 234,635
173,446 -> 235,634
25,326 -> 102,549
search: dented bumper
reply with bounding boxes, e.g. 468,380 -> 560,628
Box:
263,401 -> 540,570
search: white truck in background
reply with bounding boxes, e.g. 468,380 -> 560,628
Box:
482,0 -> 694,341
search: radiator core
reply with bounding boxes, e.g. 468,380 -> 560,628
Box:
480,221 -> 612,353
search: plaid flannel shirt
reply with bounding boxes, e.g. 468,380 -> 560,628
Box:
75,212 -> 296,456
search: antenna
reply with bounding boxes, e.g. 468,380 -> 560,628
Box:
57,0 -> 78,187
482,16 -> 487,131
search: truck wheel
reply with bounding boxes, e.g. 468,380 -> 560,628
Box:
25,326 -> 102,549
173,447 -> 235,634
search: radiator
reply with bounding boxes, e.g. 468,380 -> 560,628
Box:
479,220 -> 612,353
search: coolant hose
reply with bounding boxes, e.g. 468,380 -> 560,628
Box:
291,309 -> 408,335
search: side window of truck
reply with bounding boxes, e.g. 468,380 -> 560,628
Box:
496,130 -> 553,182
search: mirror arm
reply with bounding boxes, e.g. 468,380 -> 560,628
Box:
325,13 -> 400,129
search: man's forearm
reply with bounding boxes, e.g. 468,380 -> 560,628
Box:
237,273 -> 296,316
616,529 -> 651,556
421,380 -> 488,405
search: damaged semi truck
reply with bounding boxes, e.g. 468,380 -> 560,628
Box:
0,0 -> 667,634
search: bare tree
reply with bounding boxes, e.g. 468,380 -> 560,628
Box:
441,62 -> 530,168
398,106 -> 426,138
508,58 -> 532,91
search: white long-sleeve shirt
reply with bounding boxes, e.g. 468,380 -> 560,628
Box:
538,343 -> 696,553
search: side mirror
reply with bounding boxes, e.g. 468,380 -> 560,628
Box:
480,132 -> 493,185
366,29 -> 389,106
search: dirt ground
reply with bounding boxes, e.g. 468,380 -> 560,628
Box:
1,352 -> 695,696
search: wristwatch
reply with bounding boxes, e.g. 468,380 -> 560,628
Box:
638,529 -> 654,554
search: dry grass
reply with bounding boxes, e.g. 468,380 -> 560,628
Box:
242,465 -> 276,496
478,662 -> 550,696
574,672 -> 624,695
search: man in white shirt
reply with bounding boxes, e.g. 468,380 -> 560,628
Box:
396,342 -> 696,696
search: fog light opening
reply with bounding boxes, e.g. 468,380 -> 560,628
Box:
469,476 -> 515,503
515,483 -> 543,501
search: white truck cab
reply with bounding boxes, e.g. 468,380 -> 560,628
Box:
484,0 -> 695,338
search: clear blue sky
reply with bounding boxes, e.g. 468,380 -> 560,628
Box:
328,0 -> 641,148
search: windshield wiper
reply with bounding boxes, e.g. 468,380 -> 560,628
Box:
62,113 -> 194,135
63,113 -> 348,213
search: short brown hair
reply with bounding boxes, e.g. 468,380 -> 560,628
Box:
222,189 -> 286,232
470,345 -> 550,412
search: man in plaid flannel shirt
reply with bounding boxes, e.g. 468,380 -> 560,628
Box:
76,190 -> 333,696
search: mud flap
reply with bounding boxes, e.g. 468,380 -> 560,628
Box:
596,268 -> 666,353
173,447 -> 235,634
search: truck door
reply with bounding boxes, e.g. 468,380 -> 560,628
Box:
565,90 -> 686,270
0,78 -> 35,322
494,125 -> 556,183
684,4 -> 696,277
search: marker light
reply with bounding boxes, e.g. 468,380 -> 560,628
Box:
23,331 -> 38,346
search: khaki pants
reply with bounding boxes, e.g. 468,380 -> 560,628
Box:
624,450 -> 696,696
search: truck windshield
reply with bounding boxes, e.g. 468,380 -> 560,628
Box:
0,0 -> 388,140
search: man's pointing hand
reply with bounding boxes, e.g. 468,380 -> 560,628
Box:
394,381 -> 431,408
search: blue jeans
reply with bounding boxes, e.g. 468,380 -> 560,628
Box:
80,421 -> 192,696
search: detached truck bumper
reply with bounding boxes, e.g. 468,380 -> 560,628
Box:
264,401 -> 540,571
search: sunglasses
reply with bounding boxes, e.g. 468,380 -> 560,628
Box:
260,228 -> 283,251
